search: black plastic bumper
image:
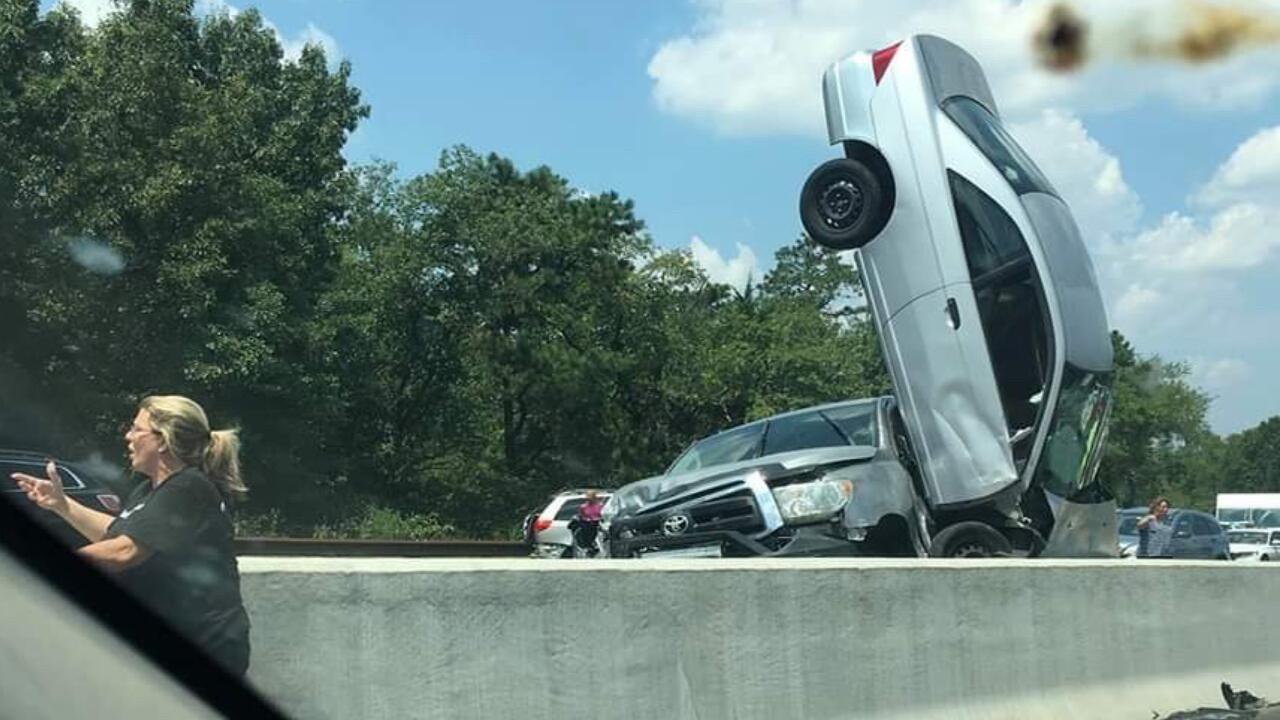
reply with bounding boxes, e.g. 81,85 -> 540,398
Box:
609,523 -> 861,558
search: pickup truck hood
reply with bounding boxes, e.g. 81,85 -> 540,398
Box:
609,445 -> 877,517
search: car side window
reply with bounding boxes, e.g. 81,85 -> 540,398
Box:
0,460 -> 85,490
948,171 -> 1030,281
1173,517 -> 1193,536
948,171 -> 1052,453
1191,515 -> 1218,536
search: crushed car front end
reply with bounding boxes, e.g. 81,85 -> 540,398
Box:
603,399 -> 925,558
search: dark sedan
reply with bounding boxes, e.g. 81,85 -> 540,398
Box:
1117,507 -> 1229,559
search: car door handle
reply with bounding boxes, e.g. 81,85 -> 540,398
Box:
945,298 -> 960,329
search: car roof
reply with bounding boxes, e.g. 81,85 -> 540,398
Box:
0,448 -> 59,461
548,488 -> 612,499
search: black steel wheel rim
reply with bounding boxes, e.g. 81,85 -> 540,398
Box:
819,179 -> 863,229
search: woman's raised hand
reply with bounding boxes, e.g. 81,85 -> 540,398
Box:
11,460 -> 70,515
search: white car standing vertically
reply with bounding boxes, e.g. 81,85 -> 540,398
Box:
799,35 -> 1116,556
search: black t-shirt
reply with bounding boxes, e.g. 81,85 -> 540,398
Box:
106,467 -> 249,670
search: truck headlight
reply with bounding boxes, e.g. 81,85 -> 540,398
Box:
771,477 -> 854,525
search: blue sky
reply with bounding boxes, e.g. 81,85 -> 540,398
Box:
58,0 -> 1280,434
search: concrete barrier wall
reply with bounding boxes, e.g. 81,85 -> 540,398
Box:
241,558 -> 1280,720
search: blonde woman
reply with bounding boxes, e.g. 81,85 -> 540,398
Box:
12,395 -> 251,676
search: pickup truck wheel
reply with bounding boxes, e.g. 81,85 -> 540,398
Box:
800,156 -> 892,250
929,521 -> 1013,558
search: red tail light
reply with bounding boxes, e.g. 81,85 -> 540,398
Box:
872,41 -> 903,85
534,517 -> 552,532
96,493 -> 121,513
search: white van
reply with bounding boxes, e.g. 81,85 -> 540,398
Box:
1216,493 -> 1280,529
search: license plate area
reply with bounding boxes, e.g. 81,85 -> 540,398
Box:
638,544 -> 723,559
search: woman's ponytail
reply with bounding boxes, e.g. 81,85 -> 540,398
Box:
204,428 -> 247,500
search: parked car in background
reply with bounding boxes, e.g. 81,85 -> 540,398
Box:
1116,506 -> 1145,558
1116,506 -> 1229,559
1,449 -> 123,548
522,489 -> 613,559
1227,528 -> 1280,561
798,34 -> 1116,557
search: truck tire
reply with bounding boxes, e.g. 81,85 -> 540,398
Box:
928,521 -> 1013,558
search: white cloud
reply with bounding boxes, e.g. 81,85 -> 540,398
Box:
1128,204 -> 1280,272
1191,357 -> 1253,391
1008,108 -> 1143,249
61,0 -> 344,65
278,23 -> 341,64
193,0 -> 238,19
1089,125 -> 1280,425
689,235 -> 758,291
57,0 -> 119,27
1195,125 -> 1280,208
648,0 -> 1280,137
195,1 -> 341,64
57,0 -> 342,63
1113,283 -> 1165,329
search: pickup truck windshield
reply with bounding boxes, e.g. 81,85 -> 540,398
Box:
666,402 -> 878,475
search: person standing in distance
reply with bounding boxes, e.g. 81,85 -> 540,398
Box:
1136,496 -> 1172,559
12,395 -> 252,676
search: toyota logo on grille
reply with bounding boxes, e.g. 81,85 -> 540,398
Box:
662,513 -> 692,536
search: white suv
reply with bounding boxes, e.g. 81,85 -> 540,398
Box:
522,489 -> 612,559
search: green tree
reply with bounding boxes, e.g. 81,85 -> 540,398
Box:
0,0 -> 366,517
1220,417 -> 1280,494
1099,331 -> 1214,508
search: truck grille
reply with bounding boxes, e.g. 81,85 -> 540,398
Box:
635,488 -> 763,536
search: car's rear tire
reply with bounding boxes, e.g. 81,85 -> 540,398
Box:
928,521 -> 1013,558
799,154 -> 893,250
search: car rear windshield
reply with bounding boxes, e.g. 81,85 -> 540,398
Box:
942,96 -> 1056,197
554,498 -> 587,520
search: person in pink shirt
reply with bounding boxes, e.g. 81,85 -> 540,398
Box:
570,490 -> 605,556
577,490 -> 604,523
